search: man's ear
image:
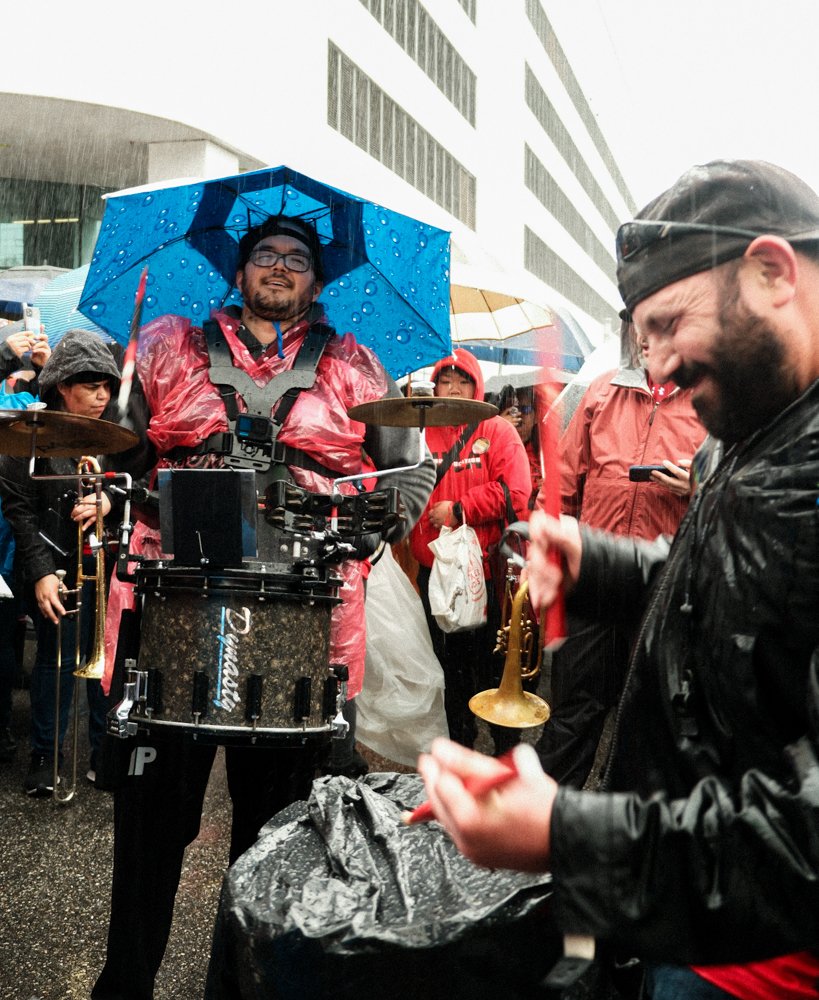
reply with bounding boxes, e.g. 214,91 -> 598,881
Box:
312,281 -> 324,303
743,235 -> 798,308
235,269 -> 245,296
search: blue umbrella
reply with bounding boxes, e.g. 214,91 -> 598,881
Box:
33,264 -> 115,348
78,165 -> 452,378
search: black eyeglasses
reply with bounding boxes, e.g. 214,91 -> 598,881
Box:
616,220 -> 763,262
518,405 -> 534,414
247,249 -> 312,272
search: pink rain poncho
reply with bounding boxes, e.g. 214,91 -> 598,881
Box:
104,308 -> 392,698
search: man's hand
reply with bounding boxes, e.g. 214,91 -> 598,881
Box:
71,491 -> 111,532
525,511 -> 581,612
34,573 -> 67,624
651,458 -> 692,496
417,739 -> 556,871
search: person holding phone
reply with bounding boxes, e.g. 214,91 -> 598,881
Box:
535,313 -> 705,787
0,319 -> 50,389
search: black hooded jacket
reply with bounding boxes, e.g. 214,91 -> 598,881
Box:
548,379 -> 819,964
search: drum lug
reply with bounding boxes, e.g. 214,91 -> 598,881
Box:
106,659 -> 148,739
191,670 -> 209,723
327,664 -> 350,740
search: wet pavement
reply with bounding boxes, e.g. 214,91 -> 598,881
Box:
0,678 -> 414,1000
0,683 -> 233,1000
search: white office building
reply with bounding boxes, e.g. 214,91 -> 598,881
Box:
0,0 -> 635,342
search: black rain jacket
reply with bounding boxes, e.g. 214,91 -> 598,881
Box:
549,379 -> 819,965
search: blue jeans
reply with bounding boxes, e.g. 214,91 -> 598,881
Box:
646,965 -> 737,999
29,576 -> 106,759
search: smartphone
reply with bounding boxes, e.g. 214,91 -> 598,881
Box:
23,304 -> 41,334
629,464 -> 667,482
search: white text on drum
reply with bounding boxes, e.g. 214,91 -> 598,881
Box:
215,606 -> 252,712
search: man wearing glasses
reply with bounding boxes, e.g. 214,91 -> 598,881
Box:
419,160 -> 819,998
92,216 -> 435,1000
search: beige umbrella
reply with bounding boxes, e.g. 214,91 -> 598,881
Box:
449,284 -> 554,341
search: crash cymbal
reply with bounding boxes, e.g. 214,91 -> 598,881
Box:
348,396 -> 498,427
0,409 -> 139,458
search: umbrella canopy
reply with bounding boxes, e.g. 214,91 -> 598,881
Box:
78,165 -> 452,378
0,265 -> 69,314
33,264 -> 114,347
449,278 -> 595,389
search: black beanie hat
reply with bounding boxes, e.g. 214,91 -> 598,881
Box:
617,160 -> 819,312
237,216 -> 325,282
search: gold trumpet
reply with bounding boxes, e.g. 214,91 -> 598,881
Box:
53,456 -> 107,804
469,579 -> 550,729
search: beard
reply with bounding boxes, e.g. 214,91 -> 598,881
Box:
239,269 -> 318,326
674,275 -> 801,444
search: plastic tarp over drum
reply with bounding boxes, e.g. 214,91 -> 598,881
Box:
206,772 -> 557,1000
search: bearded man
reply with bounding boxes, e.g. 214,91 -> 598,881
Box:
419,160 -> 819,999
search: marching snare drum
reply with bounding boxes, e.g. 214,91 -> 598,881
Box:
125,563 -> 342,746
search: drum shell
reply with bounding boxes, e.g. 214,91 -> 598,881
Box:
135,567 -> 336,743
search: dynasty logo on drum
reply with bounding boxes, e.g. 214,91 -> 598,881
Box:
214,606 -> 252,712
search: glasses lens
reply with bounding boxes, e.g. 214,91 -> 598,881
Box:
519,405 -> 534,414
284,253 -> 310,272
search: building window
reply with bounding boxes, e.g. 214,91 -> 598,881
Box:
525,66 -> 621,234
328,43 -> 477,229
0,178 -> 109,270
524,146 -> 615,280
525,0 -> 635,214
524,226 -> 616,325
358,0 -> 476,126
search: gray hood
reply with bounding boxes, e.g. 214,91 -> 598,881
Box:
39,329 -> 121,404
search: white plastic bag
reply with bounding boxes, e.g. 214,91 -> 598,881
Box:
427,524 -> 487,633
357,545 -> 448,766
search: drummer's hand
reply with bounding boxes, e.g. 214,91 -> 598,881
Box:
29,330 -> 51,368
417,739 -> 555,871
651,458 -> 692,496
428,500 -> 456,530
71,491 -> 111,531
525,511 -> 581,612
34,574 -> 67,624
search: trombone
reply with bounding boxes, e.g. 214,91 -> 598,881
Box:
52,456 -> 107,804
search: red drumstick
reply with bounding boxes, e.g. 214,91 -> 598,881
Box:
402,750 -> 518,825
537,373 -> 566,648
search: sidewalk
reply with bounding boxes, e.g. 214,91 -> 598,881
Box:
0,685 -> 414,1000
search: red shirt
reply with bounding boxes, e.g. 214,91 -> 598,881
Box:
694,952 -> 819,999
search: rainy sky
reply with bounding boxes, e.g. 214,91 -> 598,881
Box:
552,0 -> 819,208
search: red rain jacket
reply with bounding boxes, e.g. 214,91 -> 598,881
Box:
559,367 -> 705,539
409,348 -> 531,576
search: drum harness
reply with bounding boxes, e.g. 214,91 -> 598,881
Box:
165,317 -> 347,488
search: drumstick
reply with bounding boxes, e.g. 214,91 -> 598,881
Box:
402,750 -> 518,825
117,265 -> 149,419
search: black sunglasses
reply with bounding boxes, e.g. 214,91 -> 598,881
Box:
616,220 -> 763,262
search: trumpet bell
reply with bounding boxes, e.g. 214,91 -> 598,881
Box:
468,688 -> 550,729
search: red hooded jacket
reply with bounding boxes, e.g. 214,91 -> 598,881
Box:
409,348 -> 531,576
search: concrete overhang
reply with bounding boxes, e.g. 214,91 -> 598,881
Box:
0,93 -> 264,191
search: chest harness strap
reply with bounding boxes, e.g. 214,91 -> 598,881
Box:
167,319 -> 339,481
